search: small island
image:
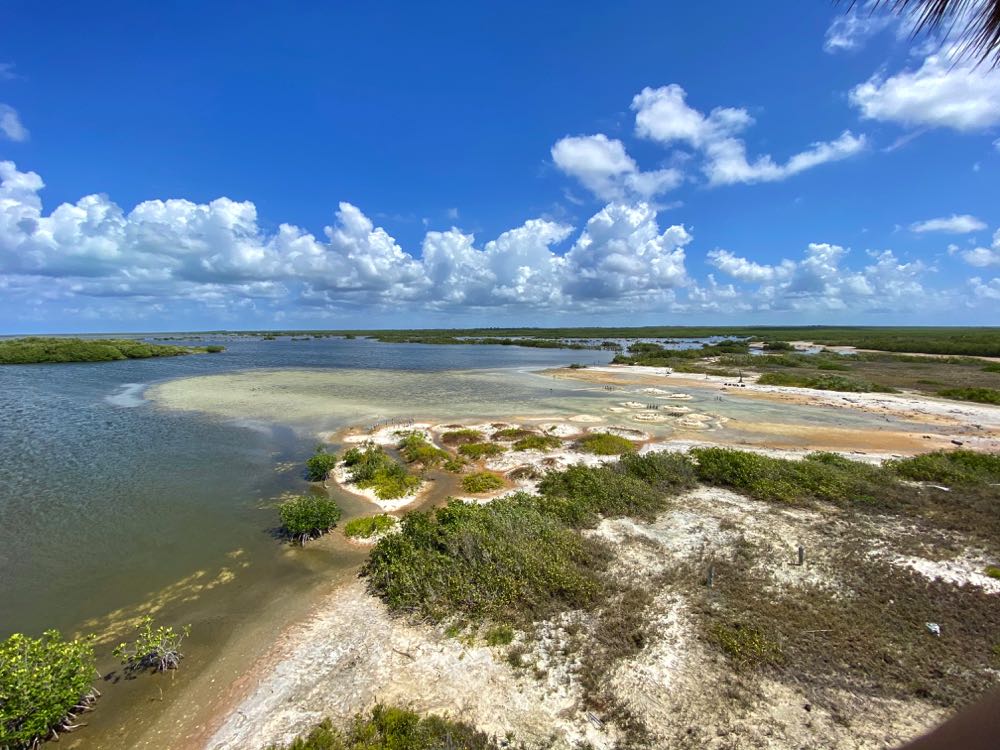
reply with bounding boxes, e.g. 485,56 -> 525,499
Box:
0,337 -> 224,365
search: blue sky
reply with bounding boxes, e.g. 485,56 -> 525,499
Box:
1,1 -> 999,332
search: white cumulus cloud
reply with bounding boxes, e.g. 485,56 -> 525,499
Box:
960,229 -> 1000,267
850,53 -> 1000,132
551,134 -> 682,201
910,214 -> 987,234
631,85 -> 866,186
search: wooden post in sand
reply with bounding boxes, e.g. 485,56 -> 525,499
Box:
798,545 -> 805,566
706,564 -> 715,588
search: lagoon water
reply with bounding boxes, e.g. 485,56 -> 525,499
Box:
0,337 -> 609,639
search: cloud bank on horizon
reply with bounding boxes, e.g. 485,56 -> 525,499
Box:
1,4 -> 999,331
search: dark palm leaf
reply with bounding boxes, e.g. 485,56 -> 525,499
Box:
840,0 -> 1000,66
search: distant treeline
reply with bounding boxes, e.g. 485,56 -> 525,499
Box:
0,337 -> 223,364
217,326 -> 1000,357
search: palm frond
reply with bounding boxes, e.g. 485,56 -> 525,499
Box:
840,0 -> 1000,66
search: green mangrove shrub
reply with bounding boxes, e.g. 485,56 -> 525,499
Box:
306,448 -> 337,481
0,630 -> 97,748
279,494 -> 342,543
113,617 -> 191,676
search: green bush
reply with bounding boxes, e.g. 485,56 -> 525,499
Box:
512,435 -> 562,451
762,340 -> 794,351
576,432 -> 637,455
440,428 -> 483,446
982,363 -> 1000,373
984,566 -> 1000,580
458,442 -> 505,459
343,444 -> 421,499
0,630 -> 97,748
617,451 -> 698,493
397,432 -> 449,468
205,345 -> 225,353
279,494 -> 342,542
306,449 -> 338,481
112,617 -> 190,675
491,427 -> 535,441
886,450 -> 1000,486
343,514 -> 397,539
363,496 -> 607,623
461,472 -> 505,493
266,705 -> 503,750
937,387 -> 1000,405
536,464 -> 664,527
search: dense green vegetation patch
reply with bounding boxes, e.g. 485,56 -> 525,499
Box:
0,336 -> 221,364
937,387 -> 1000,405
886,450 -> 1000,486
306,449 -> 338,481
343,514 -> 397,539
267,704 -> 504,750
279,494 -> 342,543
397,432 -> 449,468
440,428 -> 484,446
512,435 -> 562,451
576,432 -> 637,455
757,371 -> 896,393
691,448 -> 896,507
457,442 -> 505,459
491,427 -> 536,441
0,630 -> 97,748
460,471 -> 505,493
343,444 -> 421,500
363,495 -> 608,623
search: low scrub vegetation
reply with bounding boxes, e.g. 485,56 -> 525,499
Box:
343,514 -> 397,539
440,428 -> 484,445
397,432 -> 449,468
576,432 -> 637,455
691,448 -> 893,507
512,434 -> 562,451
266,704 -> 504,750
460,471 -> 505,493
279,494 -> 342,543
364,495 -> 608,623
886,450 -> 1000,486
343,444 -> 421,499
0,630 -> 97,748
0,336 -> 220,364
457,442 -> 505,459
937,387 -> 1000,405
491,427 -> 535,441
757,371 -> 896,393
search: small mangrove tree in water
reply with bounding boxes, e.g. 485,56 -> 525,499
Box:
113,617 -> 191,676
279,494 -> 342,544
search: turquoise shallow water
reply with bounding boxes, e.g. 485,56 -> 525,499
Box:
0,337 -> 604,638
